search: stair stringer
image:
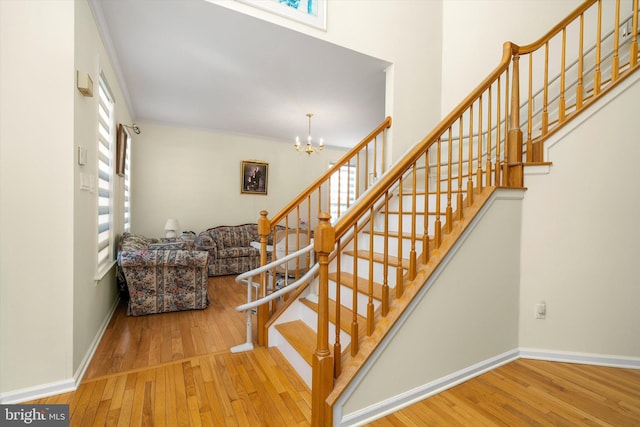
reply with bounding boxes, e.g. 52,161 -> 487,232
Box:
328,187 -> 526,426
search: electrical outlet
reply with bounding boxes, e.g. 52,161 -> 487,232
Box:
535,303 -> 546,319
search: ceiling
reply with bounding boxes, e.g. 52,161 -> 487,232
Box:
89,0 -> 390,148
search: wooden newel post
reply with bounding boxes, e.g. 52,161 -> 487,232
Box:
257,210 -> 270,346
311,212 -> 335,427
507,53 -> 524,187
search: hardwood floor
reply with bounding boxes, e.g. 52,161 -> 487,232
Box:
368,359 -> 640,426
28,276 -> 640,426
83,276 -> 252,380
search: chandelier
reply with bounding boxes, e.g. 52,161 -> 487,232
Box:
295,113 -> 324,155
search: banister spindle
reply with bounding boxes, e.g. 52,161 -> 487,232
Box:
382,193 -> 389,316
542,43 -> 549,135
434,138 -> 442,248
422,151 -> 430,264
459,115 -> 466,215
631,0 -> 638,68
333,240 -> 342,377
257,210 -> 270,346
367,206 -> 375,335
559,28 -> 567,121
465,110 -> 473,206
527,53 -> 533,162
476,95 -> 484,191
355,152 -> 361,200
594,0 -> 602,95
409,165 -> 417,280
496,77 -> 502,185
486,85 -> 493,186
612,0 -> 621,82
445,129 -> 453,233
365,144 -> 370,191
577,13 -> 585,109
373,135 -> 378,182
351,222 -> 359,356
396,175 -> 404,298
311,212 -> 334,427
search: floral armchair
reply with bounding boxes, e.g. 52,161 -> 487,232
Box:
117,233 -> 209,316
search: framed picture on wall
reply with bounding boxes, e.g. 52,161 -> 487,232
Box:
241,160 -> 268,195
116,124 -> 128,177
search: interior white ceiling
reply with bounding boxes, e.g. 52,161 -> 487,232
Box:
89,0 -> 390,148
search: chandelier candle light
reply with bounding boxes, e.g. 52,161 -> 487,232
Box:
295,113 -> 324,155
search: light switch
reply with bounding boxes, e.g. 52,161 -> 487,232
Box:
78,146 -> 87,165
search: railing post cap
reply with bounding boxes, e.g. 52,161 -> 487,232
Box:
258,210 -> 270,236
314,212 -> 335,253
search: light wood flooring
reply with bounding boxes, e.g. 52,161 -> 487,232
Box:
29,276 -> 640,426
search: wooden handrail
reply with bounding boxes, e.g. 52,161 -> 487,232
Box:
518,0 -> 598,54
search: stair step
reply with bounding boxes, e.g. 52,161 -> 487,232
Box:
328,271 -> 384,301
345,250 -> 409,270
300,298 -> 367,339
275,320 -> 317,366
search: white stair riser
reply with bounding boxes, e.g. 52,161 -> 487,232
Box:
328,281 -> 382,316
383,214 -> 433,237
359,233 -> 423,257
338,254 -> 404,287
299,302 -> 352,349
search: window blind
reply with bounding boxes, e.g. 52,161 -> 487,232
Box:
97,74 -> 115,274
123,130 -> 131,233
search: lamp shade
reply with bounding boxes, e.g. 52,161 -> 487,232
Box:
164,218 -> 179,238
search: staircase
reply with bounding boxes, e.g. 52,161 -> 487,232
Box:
235,1 -> 640,425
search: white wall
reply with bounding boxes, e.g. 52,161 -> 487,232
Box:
213,0 -> 443,165
131,123 -> 348,237
73,0 -> 130,377
0,0 -> 75,395
0,0 -> 131,399
441,0 -> 582,115
341,190 -> 523,419
519,73 -> 640,357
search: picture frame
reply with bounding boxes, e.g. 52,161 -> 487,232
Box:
116,124 -> 128,177
241,160 -> 268,195
235,0 -> 327,31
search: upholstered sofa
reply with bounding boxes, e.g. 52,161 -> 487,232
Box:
196,224 -> 264,276
117,233 -> 209,316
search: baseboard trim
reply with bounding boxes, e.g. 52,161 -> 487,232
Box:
339,349 -> 520,427
519,348 -> 640,369
0,379 -> 76,405
0,296 -> 120,404
73,295 -> 121,385
337,347 -> 640,426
